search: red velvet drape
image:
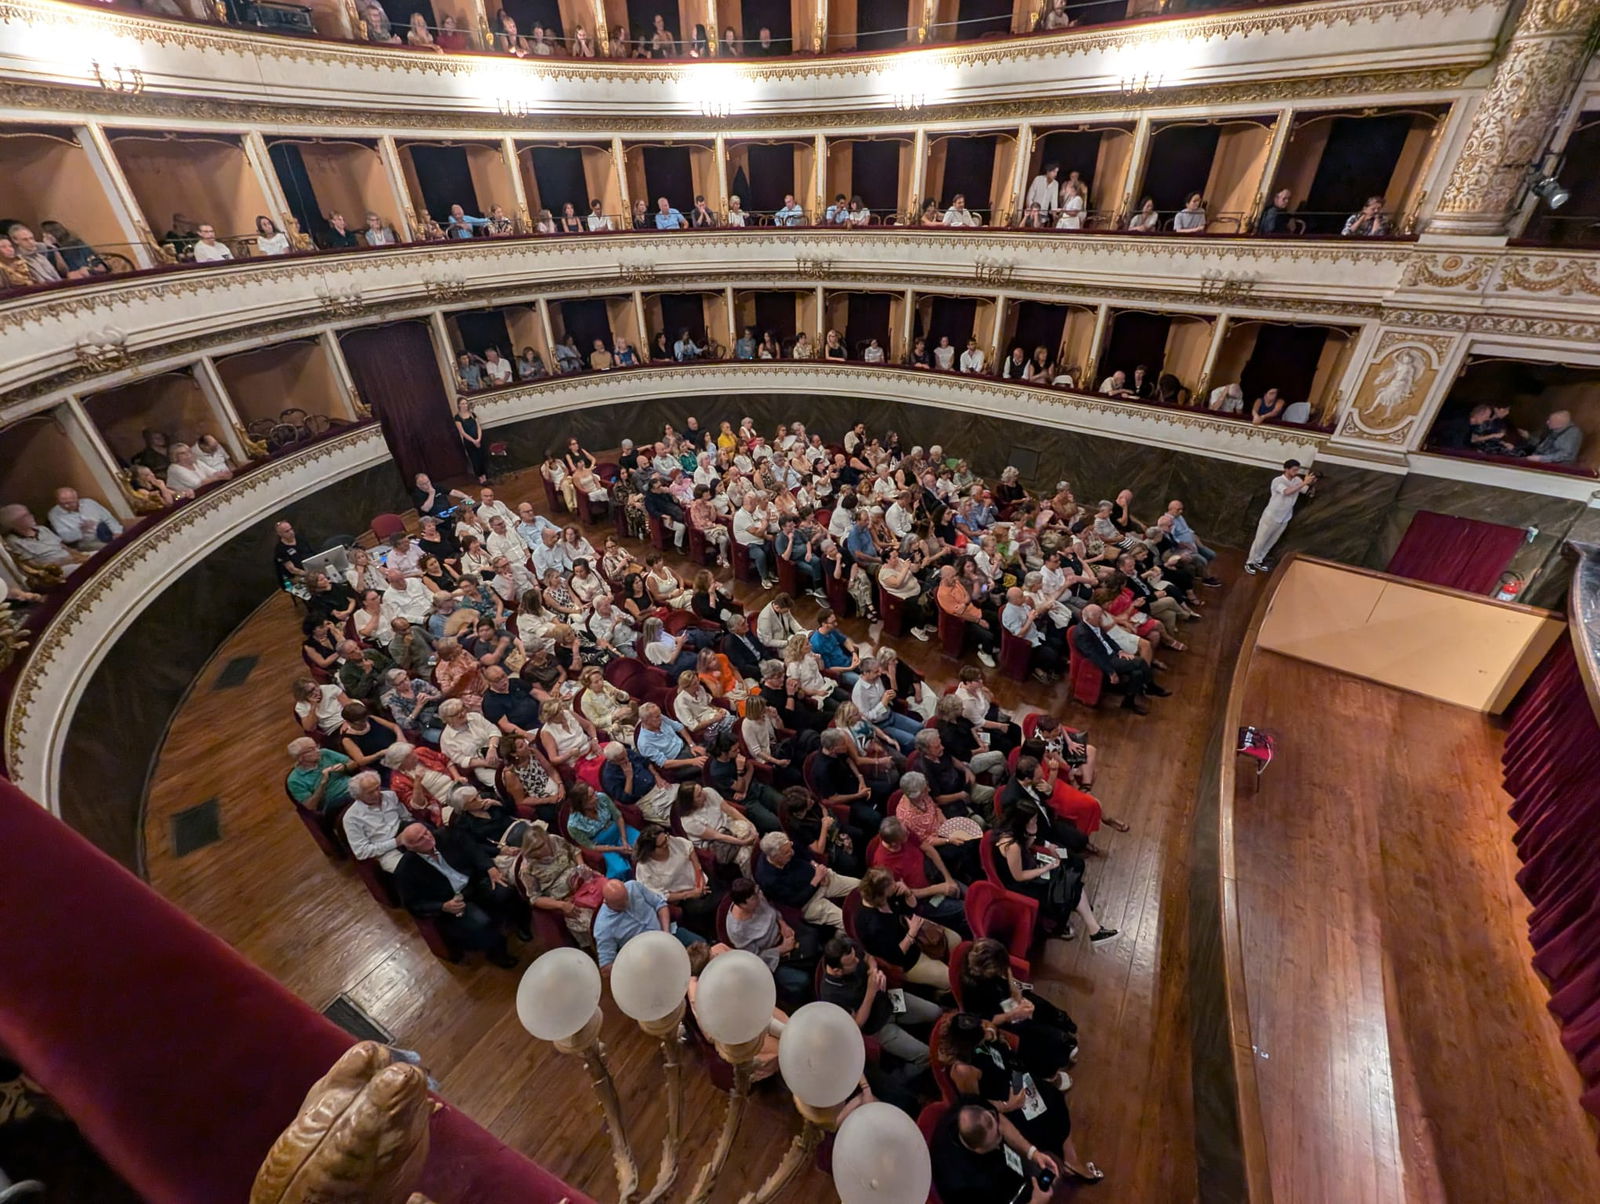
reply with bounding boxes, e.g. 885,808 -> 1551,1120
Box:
1386,509 -> 1526,595
0,779 -> 590,1204
1502,640 -> 1600,1142
340,320 -> 469,487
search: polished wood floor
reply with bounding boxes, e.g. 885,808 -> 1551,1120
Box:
1232,651 -> 1600,1204
145,465 -> 1247,1202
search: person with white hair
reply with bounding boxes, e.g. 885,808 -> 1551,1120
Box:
285,736 -> 353,814
754,830 -> 861,935
437,698 -> 503,788
164,442 -> 231,494
1,503 -> 85,574
47,487 -> 122,550
341,770 -> 410,871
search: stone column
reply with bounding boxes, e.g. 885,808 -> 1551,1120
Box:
76,124 -> 157,269
501,136 -> 531,233
192,356 -> 252,463
377,135 -> 417,240
1427,0 -> 1600,237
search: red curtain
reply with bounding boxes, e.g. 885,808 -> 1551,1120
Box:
1502,640 -> 1600,1141
0,778 -> 590,1204
339,321 -> 468,487
1386,510 -> 1525,595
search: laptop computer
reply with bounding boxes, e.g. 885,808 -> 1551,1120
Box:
302,546 -> 351,579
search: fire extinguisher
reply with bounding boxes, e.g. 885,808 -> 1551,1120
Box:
1494,571 -> 1524,603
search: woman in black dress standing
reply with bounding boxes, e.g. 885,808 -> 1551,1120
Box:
454,396 -> 488,484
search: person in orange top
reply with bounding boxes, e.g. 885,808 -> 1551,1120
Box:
935,564 -> 998,667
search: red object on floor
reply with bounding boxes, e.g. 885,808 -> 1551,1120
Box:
0,778 -> 592,1204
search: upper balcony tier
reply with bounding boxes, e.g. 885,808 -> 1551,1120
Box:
1,0 -> 1510,122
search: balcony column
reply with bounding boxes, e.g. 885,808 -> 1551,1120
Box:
537,300 -> 560,368
1427,0 -> 1600,237
75,124 -> 157,269
1251,109 -> 1294,231
1084,303 -> 1110,384
501,137 -> 532,233
612,137 -> 633,225
724,286 -> 737,347
633,291 -> 649,350
1194,315 -> 1229,403
706,0 -> 720,51
319,330 -> 366,422
430,311 -> 463,401
191,357 -> 252,464
1009,124 -> 1035,224
377,135 -> 417,240
901,287 -> 915,356
593,0 -> 610,52
990,293 -> 1009,366
1120,117 -> 1153,227
58,398 -> 135,523
814,133 -> 827,217
714,135 -> 731,215
812,0 -> 827,52
908,129 -> 928,223
242,132 -> 302,249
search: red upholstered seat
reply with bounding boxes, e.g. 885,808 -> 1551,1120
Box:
998,628 -> 1032,682
877,583 -> 906,637
964,881 -> 1037,975
938,607 -> 965,657
540,473 -> 565,514
687,522 -> 716,566
917,1102 -> 950,1204
369,512 -> 407,543
824,568 -> 852,616
777,551 -> 800,596
1067,634 -> 1104,707
647,511 -> 668,551
730,536 -> 756,582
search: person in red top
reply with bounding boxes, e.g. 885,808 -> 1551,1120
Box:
870,817 -> 969,936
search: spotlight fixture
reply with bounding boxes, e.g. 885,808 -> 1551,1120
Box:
1531,176 -> 1570,209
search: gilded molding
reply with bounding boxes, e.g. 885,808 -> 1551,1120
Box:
1400,251 -> 1494,291
0,66 -> 1475,134
1491,256 -> 1600,297
0,0 -> 1502,90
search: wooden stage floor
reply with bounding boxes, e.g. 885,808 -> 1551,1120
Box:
1233,651 -> 1600,1204
139,466 -> 1597,1202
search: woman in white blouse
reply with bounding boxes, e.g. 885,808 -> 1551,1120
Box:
165,442 -> 231,493
633,825 -> 716,934
255,216 -> 290,256
739,696 -> 791,773
782,632 -> 837,710
672,783 -> 757,874
537,697 -> 599,772
1054,180 -> 1085,230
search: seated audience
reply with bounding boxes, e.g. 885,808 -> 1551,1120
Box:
595,878 -> 703,970
393,822 -> 520,968
1342,195 -> 1390,237
341,770 -> 410,871
1526,410 -> 1582,464
46,487 -> 121,550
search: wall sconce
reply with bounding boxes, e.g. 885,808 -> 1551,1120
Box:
891,92 -> 927,112
422,277 -> 471,304
1118,71 -> 1160,99
498,98 -> 532,119
796,256 -> 837,279
315,285 -> 366,317
618,262 -> 661,285
516,937 -> 931,1204
91,61 -> 145,94
75,328 -> 129,373
974,257 -> 1016,286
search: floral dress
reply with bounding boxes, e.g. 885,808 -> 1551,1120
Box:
513,832 -> 602,946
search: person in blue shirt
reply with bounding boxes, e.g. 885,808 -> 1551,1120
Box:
734,327 -> 756,360
843,510 -> 882,573
674,327 -> 703,361
635,703 -> 708,781
594,878 -> 705,969
809,609 -> 861,687
654,197 -> 688,229
824,193 -> 850,224
774,194 -> 806,226
445,204 -> 490,239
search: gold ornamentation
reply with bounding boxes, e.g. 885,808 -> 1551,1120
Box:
250,1042 -> 435,1204
350,387 -> 372,418
233,423 -> 270,459
1401,252 -> 1492,291
1340,328 -> 1455,443
1492,257 -> 1600,297
973,257 -> 1016,286
90,61 -> 146,94
422,278 -> 470,304
795,257 -> 836,279
284,216 -> 314,252
316,285 -> 366,316
74,330 -> 130,372
1197,270 -> 1258,304
0,600 -> 29,675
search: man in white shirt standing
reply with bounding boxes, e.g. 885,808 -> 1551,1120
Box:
1245,459 -> 1317,574
1024,163 -> 1061,219
958,339 -> 986,374
191,223 -> 233,263
48,487 -> 122,550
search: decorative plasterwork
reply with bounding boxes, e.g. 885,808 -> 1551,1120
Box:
3,363 -> 1319,805
1335,329 -> 1457,446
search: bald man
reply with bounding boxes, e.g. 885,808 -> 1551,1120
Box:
391,822 -> 519,967
592,877 -> 704,970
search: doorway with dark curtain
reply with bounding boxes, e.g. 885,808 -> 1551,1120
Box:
919,297 -> 978,349
382,0 -> 437,32
1239,325 -> 1329,412
1141,125 -> 1221,213
1301,115 -> 1416,235
740,0 -> 792,50
528,147 -> 589,215
855,0 -> 907,49
626,0 -> 678,42
1072,0 -> 1133,26
954,0 -> 1011,41
266,143 -> 330,246
746,144 -> 797,214
850,141 -> 903,215
641,146 -> 695,211
1008,302 -> 1070,359
1033,130 -> 1105,196
752,292 -> 798,341
406,145 -> 478,223
339,322 -> 467,486
659,294 -> 709,345
454,310 -> 514,359
504,0 -> 564,38
559,299 -> 613,354
938,137 -> 998,212
841,294 -> 891,356
1100,312 -> 1171,380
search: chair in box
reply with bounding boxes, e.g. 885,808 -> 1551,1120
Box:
646,511 -> 668,551
823,567 -> 851,616
369,513 -> 407,544
575,487 -> 608,525
998,628 -> 1033,682
541,473 -> 566,514
686,522 -> 717,566
976,830 -> 1047,937
776,550 -> 800,596
730,537 -> 757,584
